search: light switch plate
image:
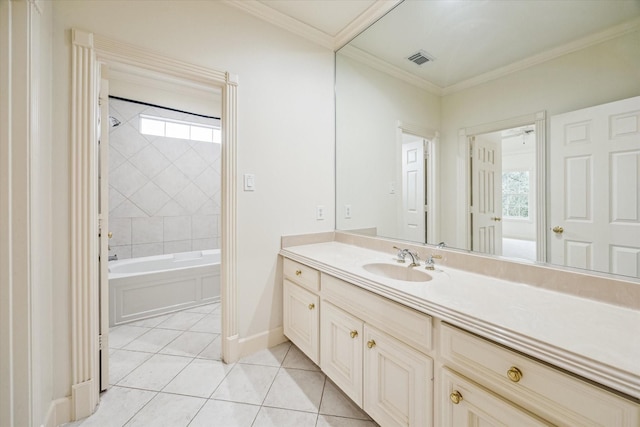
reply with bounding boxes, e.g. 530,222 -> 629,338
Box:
244,174 -> 255,191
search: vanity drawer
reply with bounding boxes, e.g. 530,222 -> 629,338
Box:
283,258 -> 320,292
322,273 -> 432,353
440,324 -> 640,427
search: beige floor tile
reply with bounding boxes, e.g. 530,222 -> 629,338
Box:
71,386 -> 156,427
282,344 -> 320,371
125,313 -> 173,328
319,380 -> 370,420
197,334 -> 222,360
109,349 -> 153,385
156,311 -> 206,330
252,406 -> 318,427
124,392 -> 205,427
123,328 -> 182,353
210,363 -> 279,405
238,341 -> 291,367
162,358 -> 232,398
108,325 -> 151,349
189,399 -> 259,427
118,353 -> 191,391
263,368 -> 326,413
188,313 -> 221,333
159,331 -> 216,357
316,415 -> 379,427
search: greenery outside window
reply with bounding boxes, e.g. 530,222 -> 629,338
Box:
502,170 -> 530,219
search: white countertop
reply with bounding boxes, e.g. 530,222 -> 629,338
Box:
280,241 -> 640,400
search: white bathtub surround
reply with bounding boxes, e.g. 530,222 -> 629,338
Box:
108,99 -> 221,260
280,235 -> 640,401
109,250 -> 220,326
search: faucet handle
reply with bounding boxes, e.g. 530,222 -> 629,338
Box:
393,246 -> 406,263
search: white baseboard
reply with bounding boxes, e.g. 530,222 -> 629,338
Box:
41,396 -> 71,427
72,379 -> 97,421
238,326 -> 287,359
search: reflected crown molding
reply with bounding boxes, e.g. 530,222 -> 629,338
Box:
340,16 -> 640,96
222,0 -> 400,51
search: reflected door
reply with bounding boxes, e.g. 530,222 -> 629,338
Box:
400,139 -> 426,242
549,96 -> 640,277
471,136 -> 503,255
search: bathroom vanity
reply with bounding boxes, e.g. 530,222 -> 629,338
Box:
280,234 -> 640,427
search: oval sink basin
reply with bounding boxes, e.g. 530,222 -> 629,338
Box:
362,263 -> 432,282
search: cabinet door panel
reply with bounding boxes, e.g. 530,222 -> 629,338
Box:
283,279 -> 319,364
321,302 -> 363,406
364,325 -> 433,427
440,368 -> 552,427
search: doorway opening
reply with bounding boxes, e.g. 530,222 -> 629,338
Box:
70,29 -> 238,419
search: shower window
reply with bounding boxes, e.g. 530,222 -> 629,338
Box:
140,114 -> 221,143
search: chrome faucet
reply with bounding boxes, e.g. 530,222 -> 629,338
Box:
424,254 -> 442,270
393,246 -> 420,267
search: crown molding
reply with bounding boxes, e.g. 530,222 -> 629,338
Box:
222,0 -> 334,49
333,0 -> 401,50
443,16 -> 640,96
223,0 -> 398,51
340,45 -> 443,95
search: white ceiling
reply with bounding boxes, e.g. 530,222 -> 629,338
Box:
257,0 -> 379,37
248,0 -> 640,93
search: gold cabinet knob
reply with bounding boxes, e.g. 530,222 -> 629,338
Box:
450,390 -> 463,404
350,330 -> 358,339
308,303 -> 315,310
491,217 -> 502,222
507,366 -> 523,382
295,270 -> 302,276
552,226 -> 564,234
367,339 -> 376,349
107,231 -> 113,239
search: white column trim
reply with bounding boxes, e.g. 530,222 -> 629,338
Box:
69,29 -> 239,419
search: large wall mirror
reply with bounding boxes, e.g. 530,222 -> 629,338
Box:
336,0 -> 640,278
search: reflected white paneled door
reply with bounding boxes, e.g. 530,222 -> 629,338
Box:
471,136 -> 503,255
550,96 -> 640,277
401,139 -> 426,242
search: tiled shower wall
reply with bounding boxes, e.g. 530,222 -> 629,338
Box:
108,98 -> 220,260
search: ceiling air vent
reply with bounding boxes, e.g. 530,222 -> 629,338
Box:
407,50 -> 434,66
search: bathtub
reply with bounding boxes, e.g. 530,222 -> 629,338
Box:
109,250 -> 220,326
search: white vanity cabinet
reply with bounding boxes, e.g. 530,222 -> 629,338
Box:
321,274 -> 434,427
282,259 -> 320,364
440,368 -> 552,426
440,324 -> 640,427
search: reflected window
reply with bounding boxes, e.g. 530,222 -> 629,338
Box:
502,170 -> 530,219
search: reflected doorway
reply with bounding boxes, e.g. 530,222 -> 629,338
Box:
470,125 -> 537,262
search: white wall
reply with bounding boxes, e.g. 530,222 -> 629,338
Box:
336,53 -> 440,237
439,29 -> 640,247
52,0 -> 335,400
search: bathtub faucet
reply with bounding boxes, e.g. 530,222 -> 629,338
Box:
109,254 -> 118,261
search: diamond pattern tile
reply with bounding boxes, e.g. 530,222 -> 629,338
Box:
110,162 -> 148,198
129,144 -> 171,179
174,148 -> 209,180
130,181 -> 171,216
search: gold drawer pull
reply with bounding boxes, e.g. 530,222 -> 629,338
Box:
367,339 -> 376,349
350,330 -> 358,339
295,269 -> 302,276
507,366 -> 523,382
308,303 -> 315,310
450,390 -> 463,404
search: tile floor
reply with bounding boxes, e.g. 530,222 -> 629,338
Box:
66,303 -> 377,427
